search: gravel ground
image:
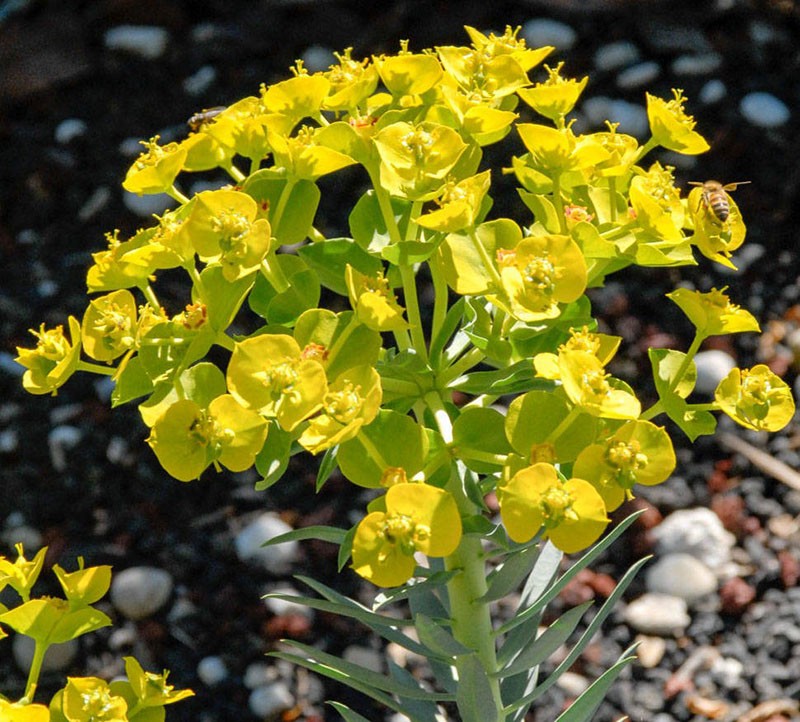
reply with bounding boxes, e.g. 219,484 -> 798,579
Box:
2,1 -> 800,721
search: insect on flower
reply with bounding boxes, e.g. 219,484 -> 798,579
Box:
187,106 -> 227,132
688,179 -> 750,223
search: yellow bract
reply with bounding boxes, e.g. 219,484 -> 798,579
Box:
493,234 -> 587,322
15,316 -> 82,396
122,136 -> 187,195
345,265 -> 408,331
646,89 -> 710,155
517,62 -> 588,122
416,170 -> 491,233
667,287 -> 760,340
0,699 -> 50,722
715,365 -> 795,432
497,463 -> 609,553
352,483 -> 462,587
81,289 -> 138,362
559,350 -> 641,419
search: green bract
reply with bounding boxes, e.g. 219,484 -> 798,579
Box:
15,24 -> 795,722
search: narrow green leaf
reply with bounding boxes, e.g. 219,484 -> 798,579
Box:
373,570 -> 456,611
449,361 -> 542,395
327,702 -> 373,722
254,420 -> 292,489
316,445 -> 339,491
480,545 -> 540,604
496,511 -> 642,637
553,648 -> 638,722
456,654 -> 501,722
388,660 -> 442,722
415,613 -> 471,658
258,525 -> 346,548
272,641 -> 453,701
429,297 -> 465,370
506,555 -> 649,714
495,601 -> 593,678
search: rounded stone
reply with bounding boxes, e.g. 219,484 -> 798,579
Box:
13,635 -> 78,673
234,513 -> 300,575
693,349 -> 736,395
197,655 -> 228,686
104,25 -> 169,60
740,92 -> 790,128
651,507 -> 736,573
645,553 -> 718,604
520,18 -> 577,51
248,682 -> 295,718
110,566 -> 174,620
623,593 -> 690,635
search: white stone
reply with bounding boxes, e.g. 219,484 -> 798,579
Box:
710,656 -> 745,687
594,41 -> 640,72
693,349 -> 736,395
182,65 -> 217,96
244,662 -> 276,690
55,118 -> 88,144
342,645 -> 384,673
645,553 -> 718,604
104,25 -> 169,60
48,425 -> 83,472
635,634 -> 667,668
122,191 -> 175,218
557,671 -> 590,696
616,61 -> 661,90
1,524 -> 42,552
248,682 -> 295,718
110,566 -> 173,620
581,97 -> 649,138
699,79 -> 727,105
623,593 -> 690,635
78,186 -> 112,222
36,279 -> 58,298
13,635 -> 78,673
234,513 -> 299,575
521,19 -> 577,51
740,92 -> 790,128
651,508 -> 736,573
197,656 -> 228,686
263,585 -> 313,618
0,429 -> 19,454
671,53 -> 722,76
302,45 -> 335,73
0,352 -> 25,377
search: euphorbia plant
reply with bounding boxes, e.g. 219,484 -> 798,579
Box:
12,25 -> 795,722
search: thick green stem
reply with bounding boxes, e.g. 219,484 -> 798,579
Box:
438,347 -> 485,388
260,256 -> 290,293
552,172 -> 568,235
429,254 -> 449,352
272,177 -> 298,233
399,262 -> 428,363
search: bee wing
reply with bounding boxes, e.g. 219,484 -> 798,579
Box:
722,181 -> 751,191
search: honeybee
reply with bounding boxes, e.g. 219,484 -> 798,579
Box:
187,106 -> 226,132
688,180 -> 750,223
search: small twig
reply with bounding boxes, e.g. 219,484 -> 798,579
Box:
718,432 -> 800,491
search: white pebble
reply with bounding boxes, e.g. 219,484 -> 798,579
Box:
671,53 -> 722,76
78,186 -> 112,222
106,436 -> 134,466
0,403 -> 20,424
594,41 -> 640,72
197,656 -> 228,686
693,349 -> 736,395
0,352 -> 25,378
749,19 -> 779,45
234,513 -> 299,575
244,662 -> 276,690
645,553 -> 718,604
699,79 -> 727,105
582,96 -> 649,137
94,376 -> 115,403
182,65 -> 217,97
1,523 -> 42,552
107,624 -> 138,650
122,191 -> 175,218
0,429 -> 19,453
343,645 -> 384,673
120,137 -> 148,157
54,118 -> 88,144
263,585 -> 314,618
110,566 -> 173,620
557,671 -> 590,696
651,508 -> 736,574
248,682 -> 295,718
48,425 -> 83,472
740,92 -> 790,128
302,45 -> 336,73
521,18 -> 577,51
623,593 -> 690,635
50,403 -> 82,425
104,25 -> 169,60
37,279 -> 58,298
615,61 -> 661,90
710,656 -> 745,687
13,635 -> 78,673
635,634 -> 667,668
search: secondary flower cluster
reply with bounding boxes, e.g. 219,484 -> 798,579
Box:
15,26 -> 795,592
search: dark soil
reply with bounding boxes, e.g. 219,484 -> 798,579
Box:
2,1 -> 800,721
